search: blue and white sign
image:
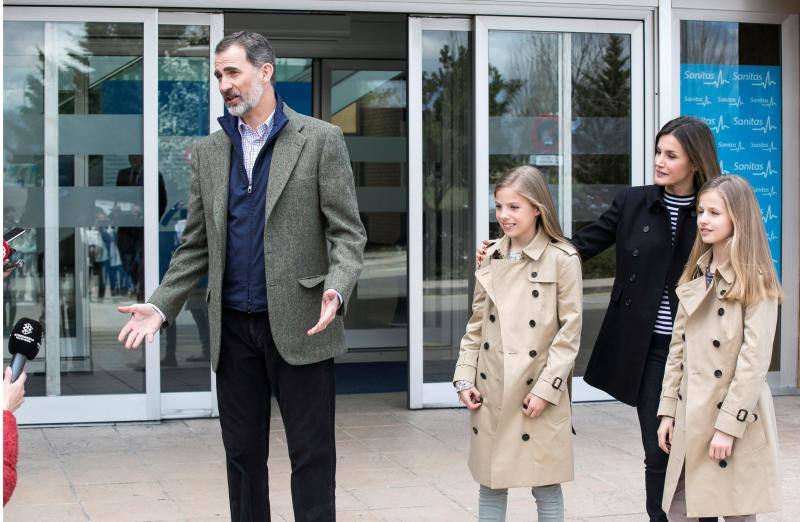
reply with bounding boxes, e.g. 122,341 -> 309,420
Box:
681,64 -> 782,276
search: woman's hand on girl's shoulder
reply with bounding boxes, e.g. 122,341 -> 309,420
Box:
709,430 -> 734,460
522,393 -> 548,418
475,239 -> 492,265
458,388 -> 483,410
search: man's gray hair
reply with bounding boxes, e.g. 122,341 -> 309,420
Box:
215,31 -> 276,71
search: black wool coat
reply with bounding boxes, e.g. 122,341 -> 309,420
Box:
571,184 -> 697,406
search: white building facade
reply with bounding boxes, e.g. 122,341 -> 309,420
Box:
3,0 -> 798,424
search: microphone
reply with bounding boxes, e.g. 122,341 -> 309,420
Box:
2,240 -> 11,263
8,318 -> 42,383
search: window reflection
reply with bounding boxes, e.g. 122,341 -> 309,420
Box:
421,31 -> 474,382
158,25 -> 212,389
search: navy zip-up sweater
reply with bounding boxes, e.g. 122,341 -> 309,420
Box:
218,95 -> 289,313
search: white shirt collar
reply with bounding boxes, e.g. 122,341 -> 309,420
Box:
238,110 -> 275,137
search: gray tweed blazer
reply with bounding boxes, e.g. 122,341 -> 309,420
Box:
148,105 -> 366,369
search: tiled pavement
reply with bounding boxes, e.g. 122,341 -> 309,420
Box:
4,394 -> 799,521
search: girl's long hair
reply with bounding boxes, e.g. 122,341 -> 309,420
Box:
495,165 -> 567,244
656,116 -> 721,190
678,175 -> 783,304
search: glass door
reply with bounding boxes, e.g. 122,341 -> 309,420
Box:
4,7 -> 159,423
321,60 -> 409,360
409,16 -> 646,407
157,12 -> 223,419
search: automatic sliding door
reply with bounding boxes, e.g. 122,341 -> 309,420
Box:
4,7 -> 159,423
156,13 -> 223,418
410,16 -> 645,407
321,60 -> 409,357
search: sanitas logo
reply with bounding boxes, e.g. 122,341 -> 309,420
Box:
748,141 -> 779,153
702,70 -> 729,88
733,71 -> 764,81
734,161 -> 763,172
704,115 -> 729,134
685,96 -> 711,107
761,204 -> 778,223
718,141 -> 745,152
684,70 -> 715,80
753,71 -> 777,89
754,160 -> 778,180
718,96 -> 743,107
733,116 -> 763,126
753,186 -> 779,198
754,116 -> 778,134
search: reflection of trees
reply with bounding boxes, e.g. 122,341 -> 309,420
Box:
572,34 -> 631,279
4,42 -> 45,188
490,34 -> 554,181
422,41 -> 472,280
507,34 -> 557,116
159,26 -> 210,200
572,34 -> 630,185
681,21 -> 737,65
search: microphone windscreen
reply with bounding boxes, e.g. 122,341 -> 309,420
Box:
9,318 -> 42,360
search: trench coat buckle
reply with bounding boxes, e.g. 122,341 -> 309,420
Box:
737,409 -> 748,422
552,377 -> 563,389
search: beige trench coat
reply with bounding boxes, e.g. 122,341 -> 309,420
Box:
658,251 -> 781,517
453,231 -> 582,489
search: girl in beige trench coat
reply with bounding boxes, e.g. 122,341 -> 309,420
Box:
453,166 -> 582,522
657,175 -> 783,521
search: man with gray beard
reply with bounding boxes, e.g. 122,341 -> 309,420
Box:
117,31 -> 366,521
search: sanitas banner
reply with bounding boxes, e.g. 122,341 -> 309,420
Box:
681,64 -> 782,276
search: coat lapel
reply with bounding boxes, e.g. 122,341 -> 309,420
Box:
676,249 -> 717,316
675,277 -> 711,317
265,110 -> 306,222
476,265 -> 496,305
475,236 -> 509,305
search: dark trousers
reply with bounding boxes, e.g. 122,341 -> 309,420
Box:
216,307 -> 337,522
636,333 -> 670,522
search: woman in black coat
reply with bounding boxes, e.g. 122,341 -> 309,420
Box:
478,116 -> 721,522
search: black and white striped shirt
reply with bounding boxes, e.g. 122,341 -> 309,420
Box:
653,192 -> 696,336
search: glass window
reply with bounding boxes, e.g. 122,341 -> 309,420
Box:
571,33 -> 632,376
680,20 -> 782,370
4,22 -> 45,396
157,24 -> 212,390
275,58 -> 313,116
486,30 -> 632,377
420,30 -> 474,383
4,21 -> 148,395
325,63 -> 409,355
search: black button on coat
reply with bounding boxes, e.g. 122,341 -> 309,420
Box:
571,185 -> 697,406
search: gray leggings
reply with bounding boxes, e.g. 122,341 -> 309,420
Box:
478,484 -> 564,522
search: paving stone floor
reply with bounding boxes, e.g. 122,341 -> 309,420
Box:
4,394 -> 799,521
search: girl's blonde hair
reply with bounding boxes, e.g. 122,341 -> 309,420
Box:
495,165 -> 567,244
679,175 -> 783,304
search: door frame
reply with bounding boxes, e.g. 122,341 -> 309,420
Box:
409,15 -> 649,408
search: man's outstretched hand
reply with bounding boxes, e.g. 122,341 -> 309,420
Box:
307,289 -> 339,336
117,304 -> 163,349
